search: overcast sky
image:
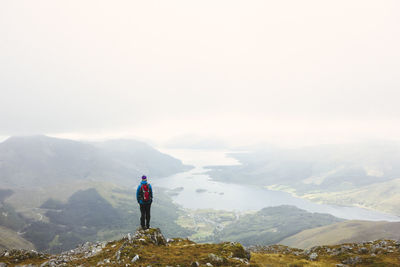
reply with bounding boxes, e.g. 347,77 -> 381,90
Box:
1,0 -> 399,147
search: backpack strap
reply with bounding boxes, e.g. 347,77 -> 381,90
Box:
139,184 -> 144,200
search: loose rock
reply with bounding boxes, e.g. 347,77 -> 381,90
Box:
131,254 -> 139,263
309,252 -> 318,261
342,256 -> 362,265
208,253 -> 224,263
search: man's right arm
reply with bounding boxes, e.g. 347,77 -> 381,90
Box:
150,184 -> 153,202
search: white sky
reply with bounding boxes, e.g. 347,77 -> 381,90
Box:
1,0 -> 400,147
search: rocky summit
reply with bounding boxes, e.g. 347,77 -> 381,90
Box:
1,229 -> 400,266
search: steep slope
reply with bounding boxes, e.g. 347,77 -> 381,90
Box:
280,220 -> 400,249
0,202 -> 27,231
0,226 -> 34,251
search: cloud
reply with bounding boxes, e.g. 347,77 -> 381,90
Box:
1,0 -> 399,145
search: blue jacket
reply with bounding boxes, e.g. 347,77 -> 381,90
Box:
136,181 -> 153,204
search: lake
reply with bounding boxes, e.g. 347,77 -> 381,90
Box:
155,149 -> 400,221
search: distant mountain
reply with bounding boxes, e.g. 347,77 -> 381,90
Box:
207,141 -> 400,194
280,220 -> 400,249
0,135 -> 191,188
93,139 -> 192,178
214,205 -> 343,246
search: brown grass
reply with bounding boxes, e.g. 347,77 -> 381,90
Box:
2,237 -> 400,266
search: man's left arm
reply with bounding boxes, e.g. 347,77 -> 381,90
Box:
136,185 -> 141,204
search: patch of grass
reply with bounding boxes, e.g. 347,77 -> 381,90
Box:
67,240 -> 250,266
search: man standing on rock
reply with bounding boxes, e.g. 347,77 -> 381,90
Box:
136,175 -> 153,230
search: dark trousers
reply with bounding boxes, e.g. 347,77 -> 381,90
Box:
140,203 -> 151,228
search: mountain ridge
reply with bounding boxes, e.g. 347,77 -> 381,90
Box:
1,228 -> 400,266
0,135 -> 191,188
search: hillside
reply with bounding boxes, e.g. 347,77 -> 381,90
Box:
280,220 -> 400,249
0,226 -> 34,251
0,135 -> 190,188
214,205 -> 343,246
15,186 -> 192,253
303,178 -> 400,216
1,228 -> 400,266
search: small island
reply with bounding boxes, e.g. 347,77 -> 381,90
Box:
195,188 -> 207,193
